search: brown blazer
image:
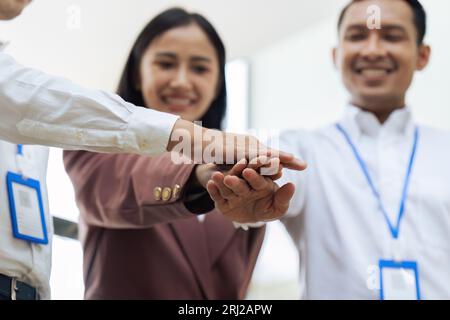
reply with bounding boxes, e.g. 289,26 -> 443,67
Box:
63,151 -> 265,300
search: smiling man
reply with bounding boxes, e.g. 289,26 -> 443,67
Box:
207,0 -> 450,299
335,0 -> 430,123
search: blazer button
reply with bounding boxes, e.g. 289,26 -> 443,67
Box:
153,187 -> 162,201
162,187 -> 172,201
172,184 -> 181,199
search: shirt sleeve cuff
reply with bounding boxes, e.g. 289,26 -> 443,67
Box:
232,221 -> 266,231
127,106 -> 179,156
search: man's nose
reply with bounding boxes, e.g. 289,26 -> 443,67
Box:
360,33 -> 387,60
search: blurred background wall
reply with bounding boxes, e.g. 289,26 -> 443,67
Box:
1,0 -> 449,299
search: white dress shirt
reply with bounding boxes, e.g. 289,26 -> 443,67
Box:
0,142 -> 52,299
278,105 -> 450,299
0,51 -> 178,156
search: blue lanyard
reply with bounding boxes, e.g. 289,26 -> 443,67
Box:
17,144 -> 23,155
336,124 -> 419,239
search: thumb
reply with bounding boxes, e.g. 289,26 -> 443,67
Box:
273,183 -> 295,213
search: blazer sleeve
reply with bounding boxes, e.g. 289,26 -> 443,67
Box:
63,150 -> 202,229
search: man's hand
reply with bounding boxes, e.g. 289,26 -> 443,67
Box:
205,163 -> 296,224
167,119 -> 306,171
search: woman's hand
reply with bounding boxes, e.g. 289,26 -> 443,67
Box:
206,166 -> 296,224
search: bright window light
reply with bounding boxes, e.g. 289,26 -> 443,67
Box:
224,59 -> 250,133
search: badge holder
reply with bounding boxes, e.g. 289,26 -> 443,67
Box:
379,260 -> 420,300
6,146 -> 48,245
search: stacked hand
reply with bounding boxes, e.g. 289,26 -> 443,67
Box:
196,156 -> 307,224
169,120 -> 306,223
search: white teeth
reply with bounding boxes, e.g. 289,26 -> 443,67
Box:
165,97 -> 191,106
360,69 -> 389,77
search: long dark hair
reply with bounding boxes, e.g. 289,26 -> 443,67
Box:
117,7 -> 227,130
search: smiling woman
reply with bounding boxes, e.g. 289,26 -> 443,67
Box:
45,57 -> 251,301
137,24 -> 220,121
117,7 -> 227,130
62,7 -> 266,300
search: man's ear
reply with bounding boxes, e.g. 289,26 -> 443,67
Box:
416,44 -> 431,71
332,47 -> 339,69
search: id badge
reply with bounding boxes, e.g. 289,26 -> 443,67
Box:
379,260 -> 420,300
6,171 -> 48,244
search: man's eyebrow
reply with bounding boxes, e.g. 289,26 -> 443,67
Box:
381,24 -> 408,33
343,23 -> 408,33
343,24 -> 369,32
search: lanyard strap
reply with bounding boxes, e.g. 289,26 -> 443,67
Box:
336,124 -> 419,239
17,144 -> 23,155
15,144 -> 26,177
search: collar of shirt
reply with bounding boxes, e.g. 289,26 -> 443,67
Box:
341,104 -> 415,142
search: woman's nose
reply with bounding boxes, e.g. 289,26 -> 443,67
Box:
170,66 -> 193,89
